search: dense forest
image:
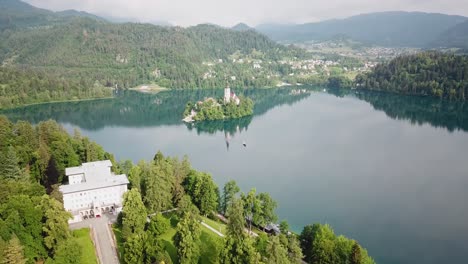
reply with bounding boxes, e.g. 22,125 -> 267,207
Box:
0,115 -> 375,263
356,52 -> 468,100
0,16 -> 308,89
0,67 -> 112,109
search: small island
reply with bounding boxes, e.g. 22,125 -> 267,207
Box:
183,87 -> 254,122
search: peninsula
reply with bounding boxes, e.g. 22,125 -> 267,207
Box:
183,87 -> 254,122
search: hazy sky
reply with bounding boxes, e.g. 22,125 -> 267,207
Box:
24,0 -> 468,26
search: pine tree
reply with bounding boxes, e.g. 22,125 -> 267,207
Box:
2,236 -> 27,264
266,235 -> 290,264
173,212 -> 201,264
221,198 -> 260,264
123,233 -> 145,264
0,146 -> 22,179
122,189 -> 147,240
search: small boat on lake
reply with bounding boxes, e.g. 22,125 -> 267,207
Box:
243,141 -> 247,147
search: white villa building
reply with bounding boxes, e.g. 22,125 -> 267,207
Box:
59,160 -> 129,223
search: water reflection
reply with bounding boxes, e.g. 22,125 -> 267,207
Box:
185,116 -> 253,151
326,88 -> 468,132
0,87 -> 311,131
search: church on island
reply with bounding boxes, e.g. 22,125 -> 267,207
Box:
223,86 -> 240,105
59,160 -> 129,223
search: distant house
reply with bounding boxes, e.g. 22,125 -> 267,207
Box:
60,160 -> 129,223
264,223 -> 281,235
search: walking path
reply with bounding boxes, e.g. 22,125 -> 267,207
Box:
201,221 -> 225,237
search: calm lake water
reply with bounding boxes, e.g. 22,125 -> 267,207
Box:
3,87 -> 468,264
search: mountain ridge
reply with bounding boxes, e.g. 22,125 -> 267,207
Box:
256,11 -> 467,47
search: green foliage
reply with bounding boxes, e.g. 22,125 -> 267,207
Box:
0,67 -> 112,109
221,180 -> 240,215
350,242 -> 362,264
140,159 -> 174,213
0,16 -> 309,93
71,228 -> 98,264
40,195 -> 71,254
241,188 -> 278,231
279,220 -> 290,234
327,76 -> 353,89
50,238 -> 82,264
0,146 -> 22,179
148,213 -> 170,236
173,212 -> 201,264
185,95 -> 254,122
0,195 -> 45,261
300,224 -> 375,264
285,234 -> 303,264
356,51 -> 468,100
123,233 -> 145,264
265,235 -> 289,264
221,199 -> 261,264
122,189 -> 147,240
183,171 -> 219,216
1,235 -> 27,264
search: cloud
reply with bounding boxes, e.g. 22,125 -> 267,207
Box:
24,0 -> 468,26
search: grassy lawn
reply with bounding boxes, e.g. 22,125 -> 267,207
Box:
200,216 -> 226,235
72,228 -> 98,264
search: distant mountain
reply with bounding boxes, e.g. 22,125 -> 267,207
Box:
0,0 -> 105,29
55,9 -> 106,21
431,20 -> 468,49
256,11 -> 467,47
232,22 -> 253,31
101,14 -> 171,26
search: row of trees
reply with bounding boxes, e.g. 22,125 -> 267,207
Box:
356,51 -> 468,100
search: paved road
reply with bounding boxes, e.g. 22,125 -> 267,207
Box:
70,214 -> 119,264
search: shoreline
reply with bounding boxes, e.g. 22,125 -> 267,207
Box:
0,96 -> 115,111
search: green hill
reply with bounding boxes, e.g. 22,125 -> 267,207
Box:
0,19 -> 302,89
0,0 -> 310,93
355,52 -> 468,100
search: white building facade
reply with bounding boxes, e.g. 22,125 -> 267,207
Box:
60,160 -> 129,223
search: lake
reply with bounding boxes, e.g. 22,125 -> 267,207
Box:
3,87 -> 468,264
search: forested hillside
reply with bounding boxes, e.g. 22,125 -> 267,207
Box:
0,67 -> 112,109
355,52 -> 468,100
0,14 -> 306,90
